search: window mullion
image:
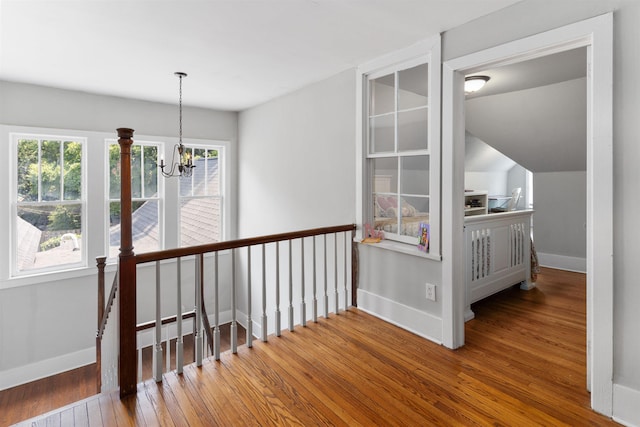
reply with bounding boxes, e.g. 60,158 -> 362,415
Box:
396,157 -> 402,233
37,140 -> 42,203
394,71 -> 399,154
59,142 -> 64,201
204,152 -> 208,195
394,71 -> 401,233
140,146 -> 145,199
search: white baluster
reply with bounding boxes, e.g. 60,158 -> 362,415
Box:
485,230 -> 490,277
165,326 -> 170,373
176,257 -> 184,374
231,249 -> 238,354
247,246 -> 253,348
300,238 -> 307,327
288,240 -> 294,331
312,236 -> 318,322
195,254 -> 203,367
153,261 -> 163,382
275,242 -> 281,337
137,344 -> 142,383
214,252 -> 221,361
344,231 -> 348,311
261,244 -> 268,342
324,234 -> 329,318
334,233 -> 339,315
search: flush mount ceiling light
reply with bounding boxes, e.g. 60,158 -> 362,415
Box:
465,75 -> 490,93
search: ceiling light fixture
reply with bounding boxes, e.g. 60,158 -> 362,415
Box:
159,72 -> 195,178
464,75 -> 490,93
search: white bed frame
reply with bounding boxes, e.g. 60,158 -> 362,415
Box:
464,210 -> 535,321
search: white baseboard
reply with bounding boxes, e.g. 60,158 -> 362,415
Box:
0,347 -> 95,391
537,252 -> 586,273
357,289 -> 442,344
613,383 -> 640,427
1,310 -> 250,391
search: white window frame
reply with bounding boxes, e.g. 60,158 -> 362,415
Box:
0,127 -> 233,289
178,142 -> 226,247
10,132 -> 88,277
356,35 -> 441,259
105,139 -> 164,260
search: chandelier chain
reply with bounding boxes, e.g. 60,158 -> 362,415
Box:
158,72 -> 194,178
179,74 -> 183,144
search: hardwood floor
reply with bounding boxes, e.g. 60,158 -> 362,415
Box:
4,267 -> 618,426
0,323 -> 244,426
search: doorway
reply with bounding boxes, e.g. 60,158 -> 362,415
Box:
441,14 -> 613,416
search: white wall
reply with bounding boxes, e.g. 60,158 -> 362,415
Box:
0,81 -> 238,389
466,78 -> 587,173
533,171 -> 587,269
237,69 -> 357,336
444,1 -> 640,423
507,164 -> 528,210
238,69 -> 355,237
464,132 -> 514,197
464,172 -> 507,196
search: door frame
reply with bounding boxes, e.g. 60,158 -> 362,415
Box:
441,13 -> 613,415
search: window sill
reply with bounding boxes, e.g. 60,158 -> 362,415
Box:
1,263 -> 117,289
355,238 -> 441,261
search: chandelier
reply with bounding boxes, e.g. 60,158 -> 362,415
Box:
159,72 -> 195,178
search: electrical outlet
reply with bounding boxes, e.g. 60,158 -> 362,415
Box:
426,283 -> 436,301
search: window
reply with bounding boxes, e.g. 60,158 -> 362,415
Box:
367,61 -> 433,245
107,140 -> 160,258
358,37 -> 440,255
179,145 -> 223,246
13,134 -> 85,274
4,126 -> 232,284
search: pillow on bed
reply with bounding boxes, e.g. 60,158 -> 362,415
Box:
376,196 -> 417,217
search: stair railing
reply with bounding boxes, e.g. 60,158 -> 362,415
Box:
125,224 -> 357,389
95,257 -> 119,393
110,128 -> 358,397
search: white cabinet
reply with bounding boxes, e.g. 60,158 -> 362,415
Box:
464,191 -> 488,216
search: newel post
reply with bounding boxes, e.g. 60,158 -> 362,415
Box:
117,128 -> 137,398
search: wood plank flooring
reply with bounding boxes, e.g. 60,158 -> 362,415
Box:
0,324 -> 243,426
5,267 -> 618,426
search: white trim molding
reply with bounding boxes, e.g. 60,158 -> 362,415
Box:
613,384 -> 640,427
0,347 -> 94,391
357,289 -> 442,344
537,252 -> 587,273
441,13 -> 613,416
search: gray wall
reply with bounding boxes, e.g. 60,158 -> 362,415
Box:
507,165 -> 528,210
237,69 -> 358,335
238,69 -> 355,237
533,171 -> 587,259
0,81 -> 237,138
0,81 -> 238,386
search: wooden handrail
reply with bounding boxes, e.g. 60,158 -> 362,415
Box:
134,224 -> 356,264
113,130 -> 359,398
136,311 -> 196,332
96,256 -> 118,393
97,264 -> 119,339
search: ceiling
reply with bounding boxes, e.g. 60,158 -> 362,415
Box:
465,47 -> 588,173
465,47 -> 587,99
0,0 -> 521,111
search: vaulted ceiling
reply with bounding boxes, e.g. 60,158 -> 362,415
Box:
465,47 -> 587,173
